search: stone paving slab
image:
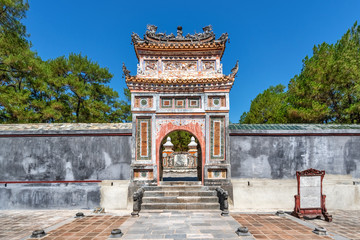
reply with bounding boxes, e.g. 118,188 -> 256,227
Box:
1,209 -> 358,240
28,214 -> 129,240
232,213 -> 333,240
119,210 -> 246,240
0,210 -> 84,240
304,210 -> 360,240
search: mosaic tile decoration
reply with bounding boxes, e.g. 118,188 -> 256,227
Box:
134,96 -> 153,108
161,98 -> 173,108
210,117 -> 225,160
188,98 -> 200,108
160,97 -> 200,109
175,99 -> 186,108
134,169 -> 153,180
136,118 -> 151,160
140,98 -> 148,107
207,169 -> 227,179
208,96 -> 226,107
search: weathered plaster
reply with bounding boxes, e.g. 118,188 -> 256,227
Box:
230,132 -> 360,179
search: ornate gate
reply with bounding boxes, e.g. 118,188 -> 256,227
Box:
124,25 -> 237,185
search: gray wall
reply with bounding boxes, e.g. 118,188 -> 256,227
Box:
0,129 -> 132,181
0,183 -> 100,209
230,130 -> 360,179
0,128 -> 131,209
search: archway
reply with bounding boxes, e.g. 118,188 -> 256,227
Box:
156,121 -> 206,185
159,130 -> 202,182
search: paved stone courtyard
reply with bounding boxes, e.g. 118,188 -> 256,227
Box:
304,210 -> 360,240
0,210 -> 83,240
232,213 -> 331,240
0,209 -> 359,240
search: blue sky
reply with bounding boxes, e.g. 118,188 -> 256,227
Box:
24,0 -> 360,123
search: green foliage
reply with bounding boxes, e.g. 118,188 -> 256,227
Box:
0,0 -> 131,123
240,84 -> 288,124
46,53 -> 123,123
241,21 -> 360,124
288,22 -> 360,123
0,0 -> 28,37
117,88 -> 132,122
161,131 -> 199,152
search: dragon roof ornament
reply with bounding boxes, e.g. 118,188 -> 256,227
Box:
131,25 -> 228,45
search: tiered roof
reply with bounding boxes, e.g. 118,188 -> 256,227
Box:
124,25 -> 237,92
131,25 -> 228,57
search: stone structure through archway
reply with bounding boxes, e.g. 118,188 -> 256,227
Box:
158,129 -> 203,182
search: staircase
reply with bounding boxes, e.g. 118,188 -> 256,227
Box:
141,181 -> 220,210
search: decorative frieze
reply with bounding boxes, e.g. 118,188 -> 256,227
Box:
156,117 -> 206,137
160,97 -> 201,109
202,60 -> 215,71
164,60 -> 197,71
138,58 -> 222,79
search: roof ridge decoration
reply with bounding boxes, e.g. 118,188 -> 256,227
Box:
131,25 -> 229,45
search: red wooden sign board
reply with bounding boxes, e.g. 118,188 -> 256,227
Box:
292,168 -> 332,222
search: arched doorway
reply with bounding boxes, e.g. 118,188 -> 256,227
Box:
159,130 -> 202,182
156,119 -> 206,185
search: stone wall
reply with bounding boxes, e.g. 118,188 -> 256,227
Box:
229,126 -> 360,179
231,175 -> 360,210
0,123 -> 132,181
0,123 -> 132,209
0,182 -> 100,209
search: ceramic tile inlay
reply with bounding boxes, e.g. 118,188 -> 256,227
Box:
210,117 -> 225,160
137,118 -> 151,160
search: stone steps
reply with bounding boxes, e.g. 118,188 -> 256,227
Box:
143,186 -> 205,191
141,202 -> 220,210
142,196 -> 218,203
144,190 -> 217,197
159,181 -> 201,186
141,181 -> 220,210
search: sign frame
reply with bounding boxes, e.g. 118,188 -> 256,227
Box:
292,168 -> 332,222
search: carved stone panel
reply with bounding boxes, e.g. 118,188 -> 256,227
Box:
163,60 -> 197,71
300,176 -> 321,208
202,60 -> 215,71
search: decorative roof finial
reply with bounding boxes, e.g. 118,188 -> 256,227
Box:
176,26 -> 183,39
146,24 -> 157,34
122,63 -> 131,78
202,25 -> 213,33
229,60 -> 239,78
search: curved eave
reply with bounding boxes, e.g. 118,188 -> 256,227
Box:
133,42 -> 227,60
125,76 -> 234,85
